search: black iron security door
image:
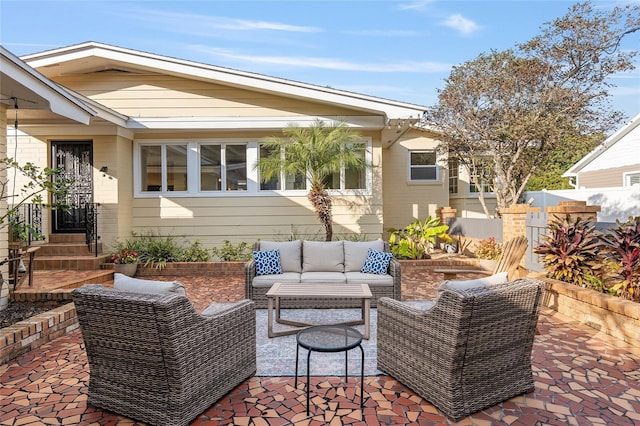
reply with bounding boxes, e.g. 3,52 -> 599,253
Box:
51,141 -> 94,233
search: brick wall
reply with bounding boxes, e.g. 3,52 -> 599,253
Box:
540,276 -> 639,346
0,301 -> 78,365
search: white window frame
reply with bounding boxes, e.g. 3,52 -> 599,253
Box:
623,171 -> 640,187
408,150 -> 439,182
134,138 -> 373,197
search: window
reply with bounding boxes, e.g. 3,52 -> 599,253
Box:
448,158 -> 459,194
199,144 -> 247,191
258,144 -> 306,191
259,142 -> 367,191
409,151 -> 438,181
469,163 -> 493,193
624,171 -> 640,187
135,138 -> 371,196
140,144 -> 188,192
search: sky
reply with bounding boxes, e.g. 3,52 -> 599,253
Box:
1,0 -> 639,122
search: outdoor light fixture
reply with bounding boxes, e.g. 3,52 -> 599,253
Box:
99,166 -> 108,173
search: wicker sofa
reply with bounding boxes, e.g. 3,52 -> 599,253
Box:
71,283 -> 256,426
377,278 -> 544,421
245,239 -> 401,308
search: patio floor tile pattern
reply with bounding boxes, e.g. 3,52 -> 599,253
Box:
1,273 -> 640,425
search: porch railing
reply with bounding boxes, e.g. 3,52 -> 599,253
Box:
85,203 -> 100,257
9,203 -> 45,246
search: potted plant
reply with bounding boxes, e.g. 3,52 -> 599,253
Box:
111,248 -> 139,276
475,237 -> 502,271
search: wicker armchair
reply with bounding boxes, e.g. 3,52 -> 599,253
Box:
71,285 -> 256,426
377,278 -> 544,421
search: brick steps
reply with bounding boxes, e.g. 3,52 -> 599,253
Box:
30,233 -> 109,271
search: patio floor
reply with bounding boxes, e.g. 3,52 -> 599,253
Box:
1,273 -> 640,425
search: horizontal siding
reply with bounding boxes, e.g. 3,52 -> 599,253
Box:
131,195 -> 384,245
382,130 -> 449,231
577,165 -> 640,188
54,73 -> 364,118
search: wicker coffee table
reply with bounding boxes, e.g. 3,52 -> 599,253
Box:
265,282 -> 372,339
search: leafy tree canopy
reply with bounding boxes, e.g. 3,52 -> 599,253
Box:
425,1 -> 639,217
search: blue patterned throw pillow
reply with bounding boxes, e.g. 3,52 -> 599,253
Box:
360,248 -> 392,275
253,249 -> 282,276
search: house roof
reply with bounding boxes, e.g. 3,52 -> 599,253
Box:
22,41 -> 428,126
1,45 -> 95,124
563,113 -> 640,177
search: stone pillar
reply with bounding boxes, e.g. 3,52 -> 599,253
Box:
436,206 -> 457,225
545,201 -> 601,223
501,204 -> 541,243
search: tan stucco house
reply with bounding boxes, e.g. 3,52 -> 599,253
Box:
2,42 -> 484,252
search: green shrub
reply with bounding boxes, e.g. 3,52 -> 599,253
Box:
211,240 -> 252,261
179,240 -> 211,262
388,216 -> 452,260
132,232 -> 184,269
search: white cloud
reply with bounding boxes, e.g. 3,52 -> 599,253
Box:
190,46 -> 452,73
116,8 -> 321,34
399,1 -> 436,11
442,14 -> 480,36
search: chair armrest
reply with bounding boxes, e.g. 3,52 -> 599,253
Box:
388,259 -> 402,300
244,260 -> 256,299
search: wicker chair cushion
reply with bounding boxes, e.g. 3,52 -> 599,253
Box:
302,241 -> 344,272
300,272 -> 347,283
437,271 -> 508,296
259,240 -> 302,273
113,273 -> 186,295
343,240 -> 384,272
253,250 -> 282,276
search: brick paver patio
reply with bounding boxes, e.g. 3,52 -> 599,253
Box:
1,272 -> 639,425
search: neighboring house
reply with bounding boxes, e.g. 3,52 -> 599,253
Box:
563,113 -> 640,188
2,42 -> 465,251
525,113 -> 640,222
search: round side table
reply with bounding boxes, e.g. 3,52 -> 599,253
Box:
294,325 -> 364,415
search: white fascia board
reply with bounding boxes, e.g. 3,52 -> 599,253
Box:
24,42 -> 426,119
2,46 -> 95,124
563,113 -> 640,176
127,115 -> 385,130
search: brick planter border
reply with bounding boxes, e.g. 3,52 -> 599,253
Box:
539,277 -> 639,346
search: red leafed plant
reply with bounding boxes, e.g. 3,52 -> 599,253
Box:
600,216 -> 640,302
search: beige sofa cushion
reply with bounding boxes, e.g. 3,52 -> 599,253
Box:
345,272 -> 394,286
300,272 -> 347,283
302,241 -> 344,272
114,273 -> 186,295
260,240 -> 302,273
252,272 -> 301,288
343,240 -> 385,272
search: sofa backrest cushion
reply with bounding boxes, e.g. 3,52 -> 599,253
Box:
302,240 -> 344,272
259,240 -> 302,273
343,239 -> 385,272
114,273 -> 187,295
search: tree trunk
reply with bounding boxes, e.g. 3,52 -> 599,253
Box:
309,188 -> 333,241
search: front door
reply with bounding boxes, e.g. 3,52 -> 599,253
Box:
51,141 -> 94,233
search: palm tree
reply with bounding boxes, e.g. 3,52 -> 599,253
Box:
256,120 -> 367,241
